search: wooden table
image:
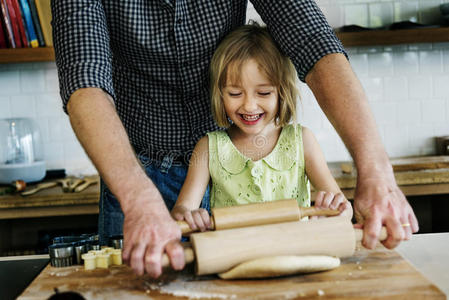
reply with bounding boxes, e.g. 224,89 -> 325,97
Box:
17,241 -> 446,299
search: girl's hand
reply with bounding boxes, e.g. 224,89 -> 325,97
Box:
312,191 -> 353,219
171,205 -> 212,232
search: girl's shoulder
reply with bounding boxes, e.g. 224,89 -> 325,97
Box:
206,129 -> 228,138
205,130 -> 231,153
206,130 -> 228,145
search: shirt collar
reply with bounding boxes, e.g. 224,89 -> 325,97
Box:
216,125 -> 297,174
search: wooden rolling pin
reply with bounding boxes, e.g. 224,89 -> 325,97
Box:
163,217 -> 387,275
177,198 -> 341,235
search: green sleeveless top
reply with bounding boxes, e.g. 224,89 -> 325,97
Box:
207,124 -> 310,208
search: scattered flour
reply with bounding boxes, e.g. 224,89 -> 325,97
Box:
145,280 -> 236,299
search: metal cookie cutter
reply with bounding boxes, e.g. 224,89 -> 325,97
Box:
48,243 -> 74,267
108,235 -> 123,249
49,234 -> 99,267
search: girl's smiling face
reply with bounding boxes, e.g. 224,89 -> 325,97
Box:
223,59 -> 279,137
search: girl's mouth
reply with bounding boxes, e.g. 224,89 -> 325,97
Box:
239,113 -> 264,125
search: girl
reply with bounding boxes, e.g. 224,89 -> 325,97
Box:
171,24 -> 352,231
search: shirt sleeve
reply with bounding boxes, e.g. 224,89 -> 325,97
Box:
52,0 -> 115,113
250,0 -> 348,82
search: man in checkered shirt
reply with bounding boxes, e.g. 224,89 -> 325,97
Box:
52,0 -> 418,278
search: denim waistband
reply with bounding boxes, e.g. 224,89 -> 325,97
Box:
138,153 -> 188,173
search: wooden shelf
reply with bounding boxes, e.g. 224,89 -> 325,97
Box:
0,47 -> 55,63
336,26 -> 449,47
0,27 -> 449,63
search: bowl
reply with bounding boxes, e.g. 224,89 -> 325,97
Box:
0,161 -> 46,184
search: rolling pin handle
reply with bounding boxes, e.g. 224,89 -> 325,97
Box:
177,218 -> 216,235
299,206 -> 341,218
162,247 -> 195,268
177,220 -> 192,234
355,227 -> 388,243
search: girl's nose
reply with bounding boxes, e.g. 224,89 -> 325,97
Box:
242,96 -> 258,112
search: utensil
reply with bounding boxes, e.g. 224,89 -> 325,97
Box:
164,217 -> 388,275
177,199 -> 341,235
56,178 -> 71,192
74,176 -> 99,193
21,181 -> 57,196
48,243 -> 74,267
108,235 -> 123,249
68,178 -> 84,192
49,234 -> 98,267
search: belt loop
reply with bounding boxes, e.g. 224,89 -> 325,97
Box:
160,155 -> 174,173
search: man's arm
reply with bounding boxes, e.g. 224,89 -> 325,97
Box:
305,53 -> 418,249
67,87 -> 184,277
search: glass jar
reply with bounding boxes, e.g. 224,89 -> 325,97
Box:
0,118 -> 46,183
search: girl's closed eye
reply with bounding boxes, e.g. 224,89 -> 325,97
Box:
257,87 -> 275,96
228,91 -> 242,97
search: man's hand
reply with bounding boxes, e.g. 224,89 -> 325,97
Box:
354,172 -> 419,250
121,187 -> 184,278
65,88 -> 184,278
305,54 -> 419,250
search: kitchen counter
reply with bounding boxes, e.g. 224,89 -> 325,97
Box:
396,232 -> 449,297
0,177 -> 99,219
3,233 -> 448,300
1,156 -> 449,220
327,156 -> 449,199
0,255 -> 49,300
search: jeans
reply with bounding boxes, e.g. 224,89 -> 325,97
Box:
98,155 -> 210,245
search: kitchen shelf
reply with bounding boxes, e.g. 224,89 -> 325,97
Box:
1,27 -> 449,63
0,47 -> 55,63
336,26 -> 449,47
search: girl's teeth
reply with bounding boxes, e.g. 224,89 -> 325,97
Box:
242,114 -> 260,121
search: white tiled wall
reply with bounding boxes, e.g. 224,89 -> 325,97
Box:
0,0 -> 448,175
250,0 -> 449,161
0,63 -> 96,175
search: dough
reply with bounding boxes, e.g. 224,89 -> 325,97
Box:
218,255 -> 340,280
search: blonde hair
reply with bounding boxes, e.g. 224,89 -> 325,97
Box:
210,23 -> 299,128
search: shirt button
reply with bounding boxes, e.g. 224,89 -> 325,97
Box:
251,167 -> 261,177
251,184 -> 261,195
176,17 -> 182,24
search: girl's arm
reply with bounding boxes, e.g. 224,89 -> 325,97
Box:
171,136 -> 212,231
302,126 -> 353,218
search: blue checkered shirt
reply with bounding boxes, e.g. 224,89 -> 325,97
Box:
52,0 -> 346,163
